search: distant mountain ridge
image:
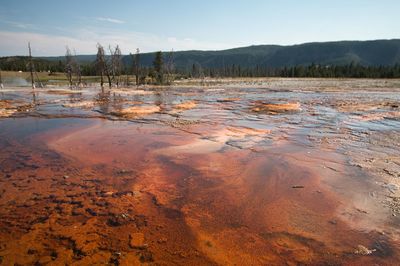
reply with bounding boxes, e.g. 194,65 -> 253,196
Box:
1,39 -> 399,73
36,39 -> 400,69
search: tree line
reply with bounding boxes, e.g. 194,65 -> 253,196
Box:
1,48 -> 400,84
187,63 -> 400,79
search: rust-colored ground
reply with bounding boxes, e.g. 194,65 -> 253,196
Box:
1,81 -> 400,265
0,118 -> 398,265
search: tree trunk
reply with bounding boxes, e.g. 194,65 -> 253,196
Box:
28,43 -> 35,89
107,74 -> 112,88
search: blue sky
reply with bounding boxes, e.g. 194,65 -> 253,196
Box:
0,0 -> 399,56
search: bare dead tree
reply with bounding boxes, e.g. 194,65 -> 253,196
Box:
65,46 -> 74,88
108,46 -> 115,86
113,45 -> 122,88
64,47 -> 82,88
73,49 -> 82,88
102,46 -> 112,89
105,63 -> 112,89
26,43 -> 43,89
164,49 -> 175,85
28,42 -> 35,89
109,45 -> 122,88
96,43 -> 122,89
134,48 -> 140,87
96,43 -> 106,88
129,53 -> 134,87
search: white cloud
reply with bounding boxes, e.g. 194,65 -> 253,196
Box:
0,30 -> 234,56
96,17 -> 125,24
0,31 -> 97,56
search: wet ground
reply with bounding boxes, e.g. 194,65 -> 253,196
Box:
1,78 -> 400,265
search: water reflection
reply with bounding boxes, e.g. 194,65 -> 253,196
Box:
0,84 -> 399,264
31,90 -> 38,107
95,90 -> 111,114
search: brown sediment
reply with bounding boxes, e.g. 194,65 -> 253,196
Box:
110,89 -> 154,95
217,97 -> 241,102
171,149 -> 375,264
0,121 -> 214,265
163,118 -> 201,128
173,100 -> 197,110
110,105 -> 161,117
45,89 -> 83,95
0,107 -> 17,117
1,82 -> 400,265
251,101 -> 301,114
0,119 -> 397,265
0,100 -> 17,117
0,99 -> 34,117
226,126 -> 271,135
62,101 -> 96,108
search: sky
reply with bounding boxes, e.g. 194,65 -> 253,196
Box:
0,0 -> 399,56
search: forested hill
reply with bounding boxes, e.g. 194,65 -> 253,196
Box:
44,39 -> 400,69
1,39 -> 400,72
131,39 -> 400,69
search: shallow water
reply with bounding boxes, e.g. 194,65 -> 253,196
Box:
2,77 -> 30,87
0,83 -> 400,265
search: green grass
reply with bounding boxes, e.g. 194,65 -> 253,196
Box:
1,71 -> 140,85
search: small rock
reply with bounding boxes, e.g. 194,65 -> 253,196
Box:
354,245 -> 376,255
63,175 -> 69,179
292,185 -> 304,189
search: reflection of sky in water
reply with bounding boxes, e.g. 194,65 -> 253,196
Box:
1,86 -> 399,149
